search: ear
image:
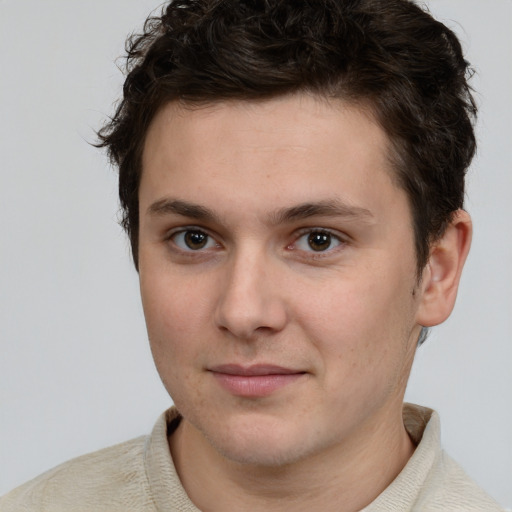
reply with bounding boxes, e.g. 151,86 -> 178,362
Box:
415,210 -> 472,327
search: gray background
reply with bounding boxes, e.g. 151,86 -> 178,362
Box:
1,0 -> 511,507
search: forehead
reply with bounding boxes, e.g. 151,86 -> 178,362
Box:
144,94 -> 386,152
139,94 -> 404,226
143,94 -> 393,173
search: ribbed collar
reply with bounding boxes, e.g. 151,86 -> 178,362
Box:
144,404 -> 437,512
362,404 -> 438,511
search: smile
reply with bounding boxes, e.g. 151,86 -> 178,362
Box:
209,365 -> 306,398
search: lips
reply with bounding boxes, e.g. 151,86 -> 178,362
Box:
209,364 -> 306,397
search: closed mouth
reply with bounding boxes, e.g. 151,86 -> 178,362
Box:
208,364 -> 305,376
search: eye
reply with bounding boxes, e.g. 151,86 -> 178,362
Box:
293,230 -> 342,253
171,229 -> 218,251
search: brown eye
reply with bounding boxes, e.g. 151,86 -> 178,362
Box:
184,230 -> 208,249
172,229 -> 216,251
294,230 -> 342,253
308,232 -> 332,251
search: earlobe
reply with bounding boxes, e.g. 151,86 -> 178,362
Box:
415,210 -> 473,327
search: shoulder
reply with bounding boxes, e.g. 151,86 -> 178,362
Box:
0,436 -> 154,512
364,404 -> 505,511
416,450 -> 505,511
405,404 -> 505,511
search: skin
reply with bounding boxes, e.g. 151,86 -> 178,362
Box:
137,93 -> 472,511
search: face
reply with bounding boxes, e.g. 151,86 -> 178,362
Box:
138,94 -> 424,467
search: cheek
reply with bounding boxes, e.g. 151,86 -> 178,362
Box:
299,271 -> 415,379
141,277 -> 212,407
140,272 -> 208,367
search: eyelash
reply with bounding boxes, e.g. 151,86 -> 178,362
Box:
287,228 -> 347,259
165,227 -> 347,258
166,227 -> 221,254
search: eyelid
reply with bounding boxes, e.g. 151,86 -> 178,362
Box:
288,227 -> 348,255
165,225 -> 222,252
163,225 -> 349,258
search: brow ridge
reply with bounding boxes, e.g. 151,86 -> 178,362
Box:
147,198 -> 374,225
147,199 -> 219,222
268,200 -> 374,225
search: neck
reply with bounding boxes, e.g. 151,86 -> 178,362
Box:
169,402 -> 415,512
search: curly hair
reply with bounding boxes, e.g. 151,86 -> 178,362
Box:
98,0 -> 477,275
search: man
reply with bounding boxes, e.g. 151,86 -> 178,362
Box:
0,0 -> 505,510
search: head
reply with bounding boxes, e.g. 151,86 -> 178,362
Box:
97,0 -> 476,473
98,0 -> 477,279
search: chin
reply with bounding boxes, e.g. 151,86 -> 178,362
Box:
199,413 -> 320,468
212,436 -> 306,467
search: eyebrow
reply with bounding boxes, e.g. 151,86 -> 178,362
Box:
268,200 -> 374,225
147,199 -> 221,223
147,198 -> 374,225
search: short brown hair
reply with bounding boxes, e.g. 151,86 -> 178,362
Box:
98,0 -> 477,274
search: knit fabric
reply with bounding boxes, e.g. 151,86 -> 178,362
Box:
362,404 -> 504,511
1,404 -> 504,511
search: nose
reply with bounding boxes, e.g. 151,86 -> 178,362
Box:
214,247 -> 288,340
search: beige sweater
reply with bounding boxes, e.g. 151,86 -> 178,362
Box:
0,404 -> 504,511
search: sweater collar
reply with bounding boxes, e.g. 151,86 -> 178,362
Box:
144,404 -> 438,512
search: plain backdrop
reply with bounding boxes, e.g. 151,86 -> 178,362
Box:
1,0 -> 511,507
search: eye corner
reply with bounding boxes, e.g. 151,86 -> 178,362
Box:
166,227 -> 221,253
287,227 -> 348,258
